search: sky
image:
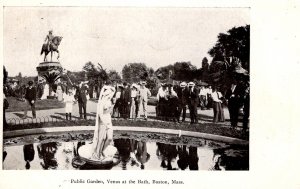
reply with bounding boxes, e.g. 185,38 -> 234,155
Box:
3,7 -> 249,77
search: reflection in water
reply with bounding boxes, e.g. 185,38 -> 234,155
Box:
37,142 -> 58,170
210,148 -> 249,171
3,138 -> 249,170
188,147 -> 199,170
135,141 -> 150,170
177,145 -> 189,170
156,142 -> 178,170
23,144 -> 35,169
114,139 -> 150,170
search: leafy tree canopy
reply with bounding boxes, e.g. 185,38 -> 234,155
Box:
208,25 -> 250,71
122,63 -> 149,83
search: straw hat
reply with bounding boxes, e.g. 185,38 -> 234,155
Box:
180,82 -> 187,87
188,82 -> 195,87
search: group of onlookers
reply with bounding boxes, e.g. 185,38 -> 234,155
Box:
156,79 -> 250,131
112,81 -> 151,120
4,78 -> 249,131
157,81 -> 222,124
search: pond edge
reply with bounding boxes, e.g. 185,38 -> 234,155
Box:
3,126 -> 249,146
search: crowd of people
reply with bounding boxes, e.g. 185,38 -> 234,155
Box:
4,77 -> 250,131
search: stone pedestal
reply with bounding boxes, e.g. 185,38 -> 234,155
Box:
36,61 -> 63,98
75,143 -> 119,169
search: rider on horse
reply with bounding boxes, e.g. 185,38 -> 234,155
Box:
44,30 -> 54,51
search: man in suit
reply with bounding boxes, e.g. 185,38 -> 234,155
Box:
123,82 -> 131,119
23,81 -> 37,119
187,82 -> 199,124
75,81 -> 88,119
177,82 -> 188,123
225,79 -> 244,128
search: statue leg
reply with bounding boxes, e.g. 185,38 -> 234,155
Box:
51,51 -> 53,62
44,52 -> 48,62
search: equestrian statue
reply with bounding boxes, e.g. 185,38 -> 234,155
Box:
40,30 -> 63,62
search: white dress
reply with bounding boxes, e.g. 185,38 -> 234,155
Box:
64,94 -> 75,113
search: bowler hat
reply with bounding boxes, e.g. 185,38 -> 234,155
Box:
28,81 -> 33,85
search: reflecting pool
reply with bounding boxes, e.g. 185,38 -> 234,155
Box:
3,138 -> 248,170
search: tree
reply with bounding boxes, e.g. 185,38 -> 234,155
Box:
83,61 -> 108,81
65,71 -> 85,85
154,64 -> 174,81
173,62 -> 197,81
122,63 -> 149,83
208,25 -> 250,71
107,70 -> 121,82
207,25 -> 250,93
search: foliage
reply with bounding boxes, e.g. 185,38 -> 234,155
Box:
64,71 -> 85,85
122,63 -> 149,83
173,62 -> 197,81
107,70 -> 121,82
208,25 -> 250,71
154,64 -> 174,81
82,61 -> 108,81
155,62 -> 200,82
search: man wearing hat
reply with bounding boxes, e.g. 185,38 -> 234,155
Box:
156,83 -> 168,119
23,81 -> 37,119
137,81 -> 151,120
121,82 -> 131,119
176,82 -> 189,122
187,82 -> 199,124
75,81 -> 88,119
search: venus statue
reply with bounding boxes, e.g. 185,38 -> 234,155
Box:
77,84 -> 118,165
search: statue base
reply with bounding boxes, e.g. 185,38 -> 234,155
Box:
73,143 -> 119,169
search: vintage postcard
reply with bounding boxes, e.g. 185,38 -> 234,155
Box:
1,0 -> 299,189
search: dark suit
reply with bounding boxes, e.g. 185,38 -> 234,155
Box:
75,85 -> 88,119
121,87 -> 131,118
177,87 -> 188,122
225,84 -> 244,127
188,87 -> 199,123
24,86 -> 37,118
23,144 -> 35,169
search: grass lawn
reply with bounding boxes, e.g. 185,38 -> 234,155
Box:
4,119 -> 249,140
6,97 -> 65,112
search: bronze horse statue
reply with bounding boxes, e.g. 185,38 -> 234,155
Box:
40,36 -> 63,62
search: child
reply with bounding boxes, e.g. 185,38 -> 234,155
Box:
64,89 -> 76,120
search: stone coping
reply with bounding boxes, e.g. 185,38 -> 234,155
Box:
3,126 -> 249,146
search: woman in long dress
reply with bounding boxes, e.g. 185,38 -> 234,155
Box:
91,85 -> 116,160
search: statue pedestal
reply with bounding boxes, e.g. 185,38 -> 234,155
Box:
75,143 -> 119,169
36,61 -> 63,97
